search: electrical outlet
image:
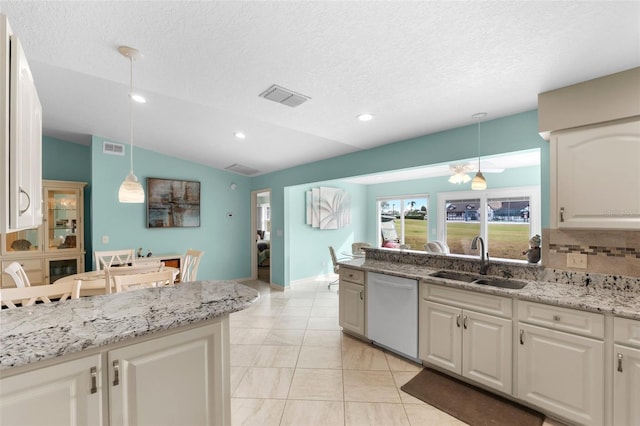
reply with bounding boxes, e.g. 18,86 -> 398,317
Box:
567,253 -> 587,269
102,235 -> 109,244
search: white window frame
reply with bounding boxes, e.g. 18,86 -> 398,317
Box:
436,186 -> 540,260
376,194 -> 429,247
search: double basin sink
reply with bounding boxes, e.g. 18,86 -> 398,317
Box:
430,270 -> 527,290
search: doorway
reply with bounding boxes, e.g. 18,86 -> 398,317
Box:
251,189 -> 271,283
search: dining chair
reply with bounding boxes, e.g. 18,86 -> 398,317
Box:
351,242 -> 372,255
94,249 -> 135,271
0,280 -> 81,309
328,246 -> 350,290
112,270 -> 175,293
180,249 -> 204,282
3,262 -> 31,288
104,262 -> 166,294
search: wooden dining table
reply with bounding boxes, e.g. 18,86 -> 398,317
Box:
54,267 -> 179,297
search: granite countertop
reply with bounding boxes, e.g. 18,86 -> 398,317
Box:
0,280 -> 260,372
341,258 -> 640,320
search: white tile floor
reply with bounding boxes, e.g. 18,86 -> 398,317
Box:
230,278 -> 563,426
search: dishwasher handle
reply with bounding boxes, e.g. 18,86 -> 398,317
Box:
376,281 -> 415,290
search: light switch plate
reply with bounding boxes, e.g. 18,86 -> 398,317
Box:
567,253 -> 587,269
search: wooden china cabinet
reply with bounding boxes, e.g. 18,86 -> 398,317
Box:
0,180 -> 87,287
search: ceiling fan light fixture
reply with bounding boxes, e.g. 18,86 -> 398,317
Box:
471,112 -> 488,191
118,45 -> 145,203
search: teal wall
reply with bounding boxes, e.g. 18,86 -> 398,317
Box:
286,182 -> 368,281
252,110 -> 549,287
42,136 -> 92,268
89,135 -> 251,280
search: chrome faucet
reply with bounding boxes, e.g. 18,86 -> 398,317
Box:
471,236 -> 490,275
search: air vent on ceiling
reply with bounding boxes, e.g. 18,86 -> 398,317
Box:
224,163 -> 260,176
259,84 -> 310,107
103,141 -> 125,156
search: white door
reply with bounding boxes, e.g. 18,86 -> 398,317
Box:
613,344 -> 640,426
108,321 -> 228,426
517,323 -> 604,426
462,310 -> 512,394
0,354 -> 103,426
339,281 -> 365,336
420,300 -> 462,374
554,119 -> 640,229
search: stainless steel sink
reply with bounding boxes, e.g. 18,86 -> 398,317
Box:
474,278 -> 527,290
430,271 -> 478,282
430,270 -> 527,290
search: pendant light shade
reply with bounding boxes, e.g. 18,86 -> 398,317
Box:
471,112 -> 487,191
118,46 -> 145,203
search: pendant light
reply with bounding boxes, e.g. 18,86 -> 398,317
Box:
471,112 -> 487,191
118,46 -> 145,203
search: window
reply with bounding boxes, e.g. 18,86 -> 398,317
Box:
377,195 -> 429,251
437,187 -> 540,261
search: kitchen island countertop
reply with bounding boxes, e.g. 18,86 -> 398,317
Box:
0,280 -> 259,372
340,258 -> 640,320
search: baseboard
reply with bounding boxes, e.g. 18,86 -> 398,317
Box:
270,282 -> 289,292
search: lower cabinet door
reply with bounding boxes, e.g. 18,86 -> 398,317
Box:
613,344 -> 640,426
0,354 -> 103,426
462,310 -> 512,394
339,281 -> 365,336
108,321 -> 228,426
517,322 -> 604,426
420,300 -> 462,374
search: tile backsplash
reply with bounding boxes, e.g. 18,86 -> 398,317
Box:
543,228 -> 640,277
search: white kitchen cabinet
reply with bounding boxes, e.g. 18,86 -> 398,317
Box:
1,14 -> 43,234
517,301 -> 605,426
0,319 -> 230,426
338,267 -> 366,337
0,354 -> 103,426
613,317 -> 640,426
420,283 -> 512,394
551,118 -> 640,229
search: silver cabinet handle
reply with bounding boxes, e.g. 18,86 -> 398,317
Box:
618,353 -> 623,372
520,329 -> 525,345
463,316 -> 468,329
359,290 -> 363,300
553,315 -> 561,321
456,314 -> 461,328
19,187 -> 31,215
559,207 -> 565,222
112,360 -> 120,386
90,367 -> 97,394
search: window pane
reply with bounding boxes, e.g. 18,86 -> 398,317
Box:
379,199 -> 400,248
445,198 -> 480,255
487,196 -> 531,260
403,197 -> 428,251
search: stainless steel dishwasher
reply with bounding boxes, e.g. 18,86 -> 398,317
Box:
367,272 -> 418,360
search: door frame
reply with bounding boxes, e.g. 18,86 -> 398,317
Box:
251,188 -> 271,282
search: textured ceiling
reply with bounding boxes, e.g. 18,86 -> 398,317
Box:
2,1 -> 639,176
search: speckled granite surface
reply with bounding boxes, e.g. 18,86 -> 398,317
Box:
343,249 -> 640,320
0,281 -> 259,371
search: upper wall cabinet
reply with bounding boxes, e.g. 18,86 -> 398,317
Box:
550,118 -> 640,229
0,14 -> 43,234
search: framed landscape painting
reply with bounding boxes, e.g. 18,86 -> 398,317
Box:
147,178 -> 201,228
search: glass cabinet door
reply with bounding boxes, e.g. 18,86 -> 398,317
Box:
4,227 -> 41,254
45,187 -> 79,252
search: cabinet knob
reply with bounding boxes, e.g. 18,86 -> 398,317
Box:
456,314 -> 461,328
617,353 -> 623,373
463,316 -> 468,329
553,315 -> 561,321
520,329 -> 525,345
112,360 -> 120,386
359,290 -> 363,300
18,187 -> 31,216
90,366 -> 98,394
559,207 -> 565,222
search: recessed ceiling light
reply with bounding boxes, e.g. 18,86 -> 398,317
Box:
357,113 -> 374,122
129,93 -> 146,103
234,132 -> 246,139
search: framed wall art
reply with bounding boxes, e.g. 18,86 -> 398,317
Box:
147,178 -> 201,228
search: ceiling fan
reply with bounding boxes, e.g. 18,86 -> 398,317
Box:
448,163 -> 504,184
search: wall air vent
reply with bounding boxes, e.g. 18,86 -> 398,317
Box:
103,141 -> 125,156
259,84 -> 310,107
224,163 -> 260,176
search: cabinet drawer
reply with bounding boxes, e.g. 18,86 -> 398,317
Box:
518,300 -> 604,339
340,268 -> 365,284
614,317 -> 640,348
422,282 -> 512,318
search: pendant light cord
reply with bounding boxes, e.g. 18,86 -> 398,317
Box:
477,119 -> 481,171
129,56 -> 134,175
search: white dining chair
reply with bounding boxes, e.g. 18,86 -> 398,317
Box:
3,262 -> 31,288
0,280 -> 81,309
180,249 -> 204,282
94,249 -> 135,271
113,270 -> 175,293
104,262 -> 166,294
